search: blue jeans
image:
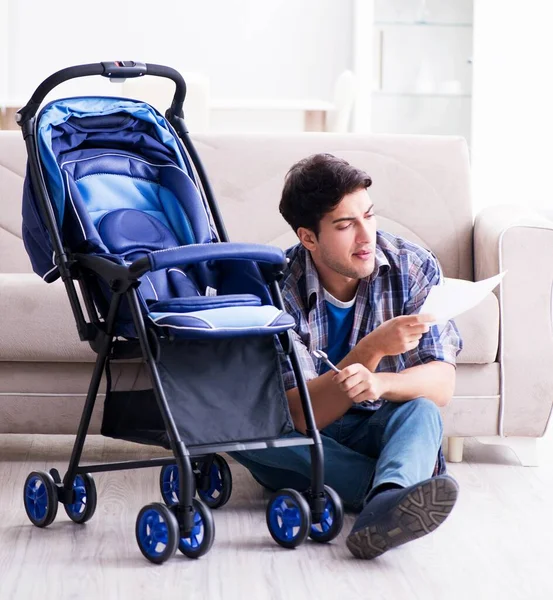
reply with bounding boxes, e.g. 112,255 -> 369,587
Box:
230,398 -> 444,512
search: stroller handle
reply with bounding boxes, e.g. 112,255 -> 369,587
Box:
16,61 -> 187,127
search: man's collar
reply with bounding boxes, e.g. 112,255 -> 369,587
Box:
372,242 -> 391,281
305,250 -> 322,302
304,238 -> 391,308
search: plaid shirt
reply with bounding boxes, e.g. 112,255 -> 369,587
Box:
280,230 -> 462,395
279,231 -> 463,475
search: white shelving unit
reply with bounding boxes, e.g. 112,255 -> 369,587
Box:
353,0 -> 473,146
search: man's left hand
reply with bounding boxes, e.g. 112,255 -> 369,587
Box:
332,364 -> 385,404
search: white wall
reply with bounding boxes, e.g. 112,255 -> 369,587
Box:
0,0 -> 9,103
471,0 -> 553,213
352,0 -> 374,131
5,0 -> 352,105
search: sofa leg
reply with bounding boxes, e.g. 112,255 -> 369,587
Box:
447,437 -> 464,463
475,436 -> 539,467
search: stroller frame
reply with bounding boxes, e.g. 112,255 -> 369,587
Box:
18,62 -> 338,560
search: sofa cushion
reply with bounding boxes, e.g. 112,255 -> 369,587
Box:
0,272 -> 499,364
0,132 -> 34,274
449,287 -> 499,364
0,274 -> 96,362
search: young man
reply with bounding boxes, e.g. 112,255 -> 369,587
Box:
232,153 -> 462,559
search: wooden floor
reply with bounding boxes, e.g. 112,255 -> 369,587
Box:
1,433 -> 552,600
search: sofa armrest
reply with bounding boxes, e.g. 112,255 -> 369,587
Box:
474,206 -> 553,436
0,273 -> 96,362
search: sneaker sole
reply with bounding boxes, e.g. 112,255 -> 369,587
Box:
346,476 -> 459,560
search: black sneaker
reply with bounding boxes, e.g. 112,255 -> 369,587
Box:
346,475 -> 459,560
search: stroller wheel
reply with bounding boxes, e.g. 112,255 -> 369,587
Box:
266,488 -> 311,549
177,498 -> 215,559
308,485 -> 344,543
64,473 -> 97,524
159,464 -> 180,507
23,471 -> 59,528
135,502 -> 179,564
197,454 -> 233,509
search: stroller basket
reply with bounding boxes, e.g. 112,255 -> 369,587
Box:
102,336 -> 293,448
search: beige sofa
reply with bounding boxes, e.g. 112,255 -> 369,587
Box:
1,130 -> 552,465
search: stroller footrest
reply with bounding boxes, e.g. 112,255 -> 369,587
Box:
148,305 -> 294,337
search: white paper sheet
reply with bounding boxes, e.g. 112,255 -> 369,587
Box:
418,272 -> 506,325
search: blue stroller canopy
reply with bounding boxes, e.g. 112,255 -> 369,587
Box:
22,97 -> 213,282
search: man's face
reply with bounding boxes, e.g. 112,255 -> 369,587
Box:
306,188 -> 377,280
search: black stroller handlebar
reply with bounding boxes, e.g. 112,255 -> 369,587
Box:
16,61 -> 187,126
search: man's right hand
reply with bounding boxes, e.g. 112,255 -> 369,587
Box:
360,314 -> 436,359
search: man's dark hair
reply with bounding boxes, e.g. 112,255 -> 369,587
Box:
279,153 -> 372,235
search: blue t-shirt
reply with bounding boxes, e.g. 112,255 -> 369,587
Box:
323,289 -> 356,372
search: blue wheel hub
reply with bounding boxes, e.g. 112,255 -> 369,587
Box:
180,509 -> 205,550
66,475 -> 87,518
199,463 -> 222,502
25,476 -> 48,521
311,498 -> 334,537
137,509 -> 170,558
269,496 -> 302,541
161,465 -> 179,506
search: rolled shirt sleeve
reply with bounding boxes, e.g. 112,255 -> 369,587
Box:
279,330 -> 318,392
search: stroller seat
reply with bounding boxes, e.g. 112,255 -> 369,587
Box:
52,144 -> 294,339
97,207 -> 294,337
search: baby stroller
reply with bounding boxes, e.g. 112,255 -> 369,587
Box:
18,62 -> 344,563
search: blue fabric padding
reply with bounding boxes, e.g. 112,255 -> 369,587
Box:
37,97 -> 190,224
217,259 -> 273,305
166,268 -> 202,298
96,209 -> 201,303
21,170 -> 58,281
152,305 -> 282,328
64,175 -> 107,252
62,152 -> 212,246
156,164 -> 212,244
148,305 -> 295,339
97,209 -> 179,254
82,176 -> 175,231
149,242 -> 286,272
67,150 -> 174,180
149,294 -> 262,313
140,271 -> 174,304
